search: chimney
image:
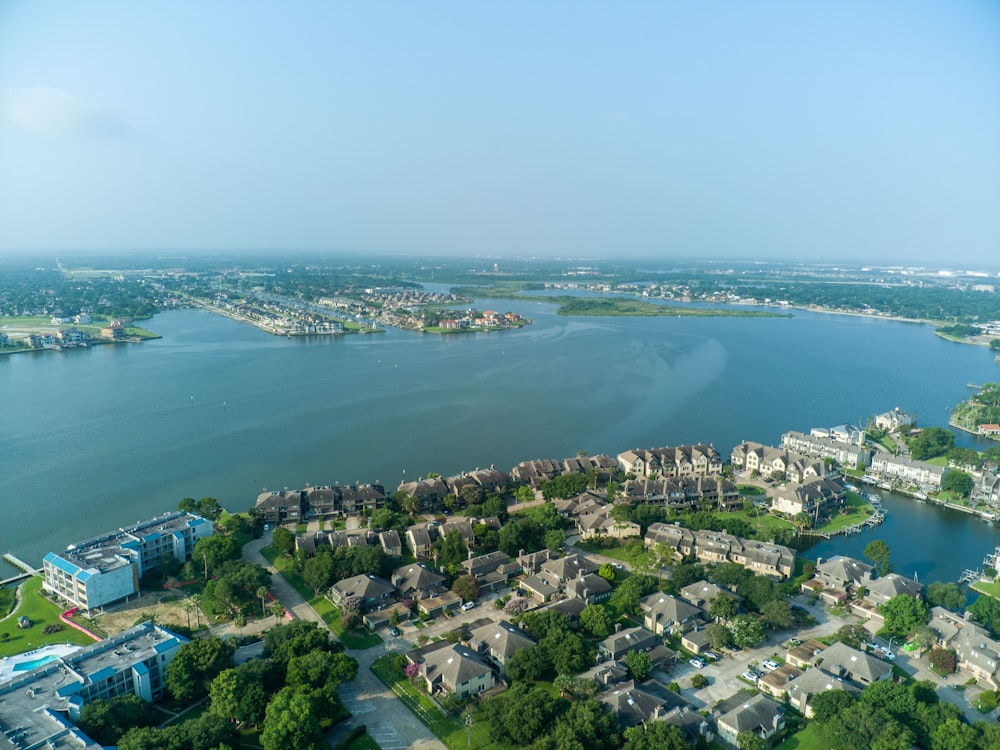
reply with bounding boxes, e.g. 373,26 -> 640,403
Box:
615,622 -> 622,633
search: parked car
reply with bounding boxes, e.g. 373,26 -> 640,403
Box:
461,601 -> 476,611
761,659 -> 780,671
703,651 -> 721,661
388,626 -> 401,636
740,671 -> 759,683
689,657 -> 705,669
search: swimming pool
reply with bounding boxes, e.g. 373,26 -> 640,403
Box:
0,644 -> 80,683
12,654 -> 58,671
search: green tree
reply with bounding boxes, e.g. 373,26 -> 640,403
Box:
622,721 -> 689,750
301,552 -> 334,595
484,683 -> 559,746
165,636 -> 235,702
271,526 -> 295,556
505,645 -> 551,681
941,470 -> 974,498
707,621 -> 732,650
864,539 -> 893,576
194,534 -> 240,576
727,614 -> 765,649
544,528 -> 566,551
260,687 -> 322,750
540,699 -> 620,750
286,650 -> 358,690
927,647 -> 957,674
451,574 -> 480,602
580,604 -> 613,638
908,427 -> 955,460
760,598 -> 795,629
597,562 -> 616,582
435,529 -> 469,569
78,694 -> 158,746
708,594 -> 737,623
264,620 -> 334,665
925,581 -> 966,612
624,649 -> 653,681
831,621 -> 870,649
712,562 -> 752,590
738,730 -> 767,750
690,672 -> 708,689
969,593 -> 1000,636
880,593 -> 929,637
809,689 -> 856,724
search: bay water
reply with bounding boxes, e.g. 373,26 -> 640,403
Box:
2,296 -> 998,582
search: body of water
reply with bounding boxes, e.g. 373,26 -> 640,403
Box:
2,296 -> 998,582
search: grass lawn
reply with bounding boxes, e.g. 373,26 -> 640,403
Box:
262,547 -> 382,650
0,577 -> 102,656
572,540 -> 631,562
814,492 -> 873,534
972,580 -> 1000,599
714,509 -> 794,538
774,723 -> 828,750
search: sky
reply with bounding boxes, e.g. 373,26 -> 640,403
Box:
1,1 -> 998,266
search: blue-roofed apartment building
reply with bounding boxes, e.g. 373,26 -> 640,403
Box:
0,621 -> 187,749
43,511 -> 214,611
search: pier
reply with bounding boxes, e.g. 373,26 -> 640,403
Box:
1,552 -> 41,586
959,569 -> 981,585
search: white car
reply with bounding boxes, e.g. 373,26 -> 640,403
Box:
461,601 -> 476,611
689,657 -> 705,669
761,659 -> 780,671
740,671 -> 759,683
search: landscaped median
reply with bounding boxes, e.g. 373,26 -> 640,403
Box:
370,653 -> 495,750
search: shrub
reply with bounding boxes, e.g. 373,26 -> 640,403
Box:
690,673 -> 709,689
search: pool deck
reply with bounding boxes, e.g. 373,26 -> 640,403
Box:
0,643 -> 80,683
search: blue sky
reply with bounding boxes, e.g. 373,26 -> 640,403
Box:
1,1 -> 998,265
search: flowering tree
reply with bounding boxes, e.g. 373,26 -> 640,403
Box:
341,595 -> 362,614
404,661 -> 420,682
504,597 -> 530,616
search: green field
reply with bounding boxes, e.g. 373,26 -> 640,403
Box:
774,723 -> 828,750
0,577 -> 102,656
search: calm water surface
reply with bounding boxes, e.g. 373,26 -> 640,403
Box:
2,298 -> 998,579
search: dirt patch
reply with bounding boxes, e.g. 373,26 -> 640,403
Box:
93,590 -> 200,635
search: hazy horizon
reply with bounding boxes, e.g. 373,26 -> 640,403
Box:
1,2 -> 998,265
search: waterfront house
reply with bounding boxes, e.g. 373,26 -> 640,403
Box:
616,444 -> 723,479
814,555 -> 874,591
771,477 -> 846,520
870,453 -> 945,489
864,572 -> 923,605
397,477 -> 449,510
874,407 -> 913,432
782,430 -> 871,468
972,473 -> 1000,507
950,618 -> 1000,689
254,489 -> 304,525
405,524 -> 434,558
511,458 -> 563,486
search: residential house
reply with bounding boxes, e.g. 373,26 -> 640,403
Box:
951,619 -> 1000,689
416,591 -> 463,618
519,574 -> 560,603
870,453 -> 945,489
771,478 -> 847,520
874,407 -> 913,432
814,642 -> 892,686
362,602 -> 411,631
379,530 -> 402,557
757,664 -> 803,699
397,477 -> 449,510
391,563 -> 448,600
781,430 -> 871,468
405,524 -> 435,559
786,639 -> 827,669
409,642 -> 496,699
254,489 -> 304,525
468,620 -> 536,673
511,458 -> 563,486
565,572 -> 612,604
539,553 -> 599,589
328,574 -> 395,612
616,444 -> 723,479
787,667 -> 861,717
640,592 -> 703,636
517,548 -> 559,575
713,693 -> 785,749
462,550 -> 519,593
598,679 -> 690,728
814,555 -> 874,592
678,580 -> 742,611
972,473 -> 1000,507
864,573 -> 923,606
598,626 -> 659,661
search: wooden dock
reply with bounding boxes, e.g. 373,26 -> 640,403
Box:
1,552 -> 42,586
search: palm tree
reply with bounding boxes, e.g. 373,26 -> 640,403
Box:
182,599 -> 193,630
189,594 -> 202,628
234,610 -> 247,638
257,586 -> 269,617
270,600 -> 285,622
